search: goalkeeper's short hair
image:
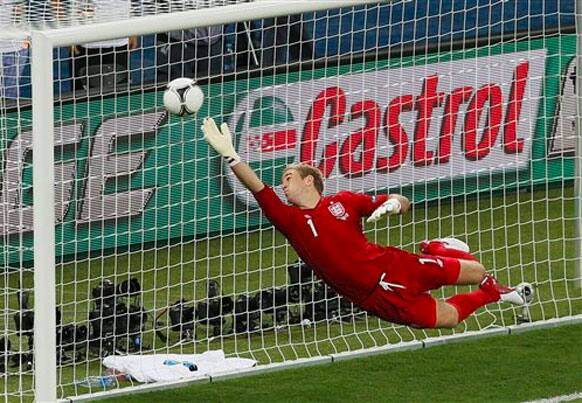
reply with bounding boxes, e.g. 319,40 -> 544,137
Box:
284,163 -> 324,194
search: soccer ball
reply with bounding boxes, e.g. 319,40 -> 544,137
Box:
163,78 -> 204,116
516,282 -> 535,304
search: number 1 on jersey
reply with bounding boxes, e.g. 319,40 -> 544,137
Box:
306,218 -> 318,238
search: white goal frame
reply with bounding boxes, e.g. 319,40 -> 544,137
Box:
26,0 -> 582,401
30,1 -> 390,401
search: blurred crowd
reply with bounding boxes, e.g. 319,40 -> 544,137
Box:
0,0 -> 574,101
0,0 -> 314,100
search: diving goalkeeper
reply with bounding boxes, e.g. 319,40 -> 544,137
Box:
201,117 -> 529,329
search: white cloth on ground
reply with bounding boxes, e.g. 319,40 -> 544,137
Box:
102,350 -> 256,383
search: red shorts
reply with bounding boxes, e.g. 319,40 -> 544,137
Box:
361,248 -> 461,328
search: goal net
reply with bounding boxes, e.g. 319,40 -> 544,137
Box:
0,0 -> 580,400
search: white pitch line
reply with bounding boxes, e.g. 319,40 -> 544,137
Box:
523,392 -> 582,403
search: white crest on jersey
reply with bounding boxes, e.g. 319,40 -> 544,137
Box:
328,202 -> 349,220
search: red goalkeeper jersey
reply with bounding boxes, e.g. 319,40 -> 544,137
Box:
253,186 -> 388,305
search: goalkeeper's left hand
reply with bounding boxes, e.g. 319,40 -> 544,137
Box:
366,198 -> 402,223
201,117 -> 241,166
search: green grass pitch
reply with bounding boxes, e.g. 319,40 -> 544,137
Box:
0,185 -> 580,401
102,323 -> 582,403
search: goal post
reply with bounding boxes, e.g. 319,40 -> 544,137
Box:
27,1 -> 392,401
0,0 -> 578,401
31,30 -> 57,403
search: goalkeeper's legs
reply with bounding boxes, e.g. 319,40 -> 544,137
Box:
437,289 -> 498,328
419,239 -> 528,302
419,237 -> 487,285
436,274 -> 527,328
423,239 -> 526,327
455,259 -> 486,285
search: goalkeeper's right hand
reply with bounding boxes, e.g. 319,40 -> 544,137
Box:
201,117 -> 241,166
366,198 -> 402,223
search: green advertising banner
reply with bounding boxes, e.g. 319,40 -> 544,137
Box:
0,35 -> 575,265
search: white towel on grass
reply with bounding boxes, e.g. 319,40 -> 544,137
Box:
103,350 -> 256,383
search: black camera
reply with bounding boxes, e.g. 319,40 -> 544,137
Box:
117,278 -> 141,297
287,261 -> 314,303
88,278 -> 147,355
58,324 -> 88,352
196,296 -> 234,337
92,279 -> 117,308
13,291 -> 34,337
233,294 -> 261,334
13,311 -> 34,337
195,279 -> 234,337
207,279 -> 220,299
159,280 -> 235,342
168,298 -> 195,340
10,291 -> 46,369
303,283 -> 361,322
0,337 -> 11,373
259,287 -> 288,324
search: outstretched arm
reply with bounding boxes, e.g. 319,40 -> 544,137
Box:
201,117 -> 264,193
231,161 -> 264,193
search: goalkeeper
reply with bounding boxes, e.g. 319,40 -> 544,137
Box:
201,118 -> 528,329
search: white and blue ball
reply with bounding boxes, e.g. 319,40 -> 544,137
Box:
516,282 -> 535,304
163,77 -> 204,116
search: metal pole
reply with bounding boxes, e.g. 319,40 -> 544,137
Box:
31,30 -> 57,402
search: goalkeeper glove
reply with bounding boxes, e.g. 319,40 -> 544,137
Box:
366,198 -> 402,223
201,117 -> 241,166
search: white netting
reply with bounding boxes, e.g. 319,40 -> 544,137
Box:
0,0 -> 253,34
0,0 -> 580,401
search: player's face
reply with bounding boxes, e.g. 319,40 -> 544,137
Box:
281,169 -> 309,205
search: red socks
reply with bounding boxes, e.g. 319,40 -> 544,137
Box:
446,289 -> 499,322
